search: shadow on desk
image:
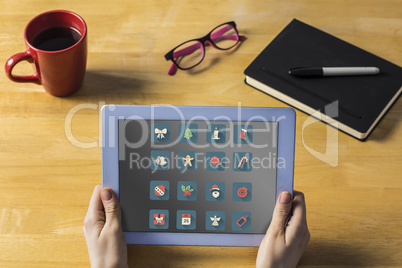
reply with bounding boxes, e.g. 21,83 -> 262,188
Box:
368,97 -> 402,141
69,70 -> 149,100
298,239 -> 392,267
127,245 -> 258,267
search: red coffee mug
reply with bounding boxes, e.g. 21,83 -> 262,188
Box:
5,10 -> 87,97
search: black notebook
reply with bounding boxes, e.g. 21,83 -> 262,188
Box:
244,19 -> 402,140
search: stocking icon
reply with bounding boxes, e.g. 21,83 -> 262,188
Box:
240,128 -> 247,141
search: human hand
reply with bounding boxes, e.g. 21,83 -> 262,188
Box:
256,190 -> 310,268
84,185 -> 128,268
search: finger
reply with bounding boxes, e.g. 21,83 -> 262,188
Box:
287,191 -> 307,226
286,191 -> 310,245
100,187 -> 122,230
86,185 -> 104,216
267,191 -> 293,236
84,185 -> 105,238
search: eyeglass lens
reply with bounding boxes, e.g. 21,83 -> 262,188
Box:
173,40 -> 204,69
210,24 -> 239,49
172,23 -> 239,69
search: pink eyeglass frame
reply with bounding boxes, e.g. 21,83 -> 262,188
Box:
164,21 -> 246,75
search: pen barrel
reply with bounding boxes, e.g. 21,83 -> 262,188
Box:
289,67 -> 323,76
322,67 -> 379,76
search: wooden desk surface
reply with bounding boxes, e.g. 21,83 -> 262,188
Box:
1,0 -> 401,267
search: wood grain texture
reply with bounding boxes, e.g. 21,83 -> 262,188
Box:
0,0 -> 401,267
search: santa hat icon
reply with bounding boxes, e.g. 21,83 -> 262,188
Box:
209,185 -> 220,191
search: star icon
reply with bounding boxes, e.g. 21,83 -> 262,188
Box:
182,155 -> 194,167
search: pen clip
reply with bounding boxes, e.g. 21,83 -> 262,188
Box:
288,67 -> 304,71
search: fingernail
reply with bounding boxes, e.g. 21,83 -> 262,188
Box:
280,191 -> 291,204
101,188 -> 113,201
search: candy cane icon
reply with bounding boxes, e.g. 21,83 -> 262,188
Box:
237,156 -> 249,168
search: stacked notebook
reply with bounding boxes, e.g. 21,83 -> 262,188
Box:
245,19 -> 402,140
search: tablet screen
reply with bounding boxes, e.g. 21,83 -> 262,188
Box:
118,119 -> 279,234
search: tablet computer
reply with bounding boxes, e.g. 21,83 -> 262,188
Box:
101,105 -> 295,246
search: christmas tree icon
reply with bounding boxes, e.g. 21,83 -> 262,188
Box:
184,128 -> 193,140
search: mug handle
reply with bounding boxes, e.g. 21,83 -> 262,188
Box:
5,51 -> 40,83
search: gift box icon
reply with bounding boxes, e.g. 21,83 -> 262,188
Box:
154,214 -> 165,225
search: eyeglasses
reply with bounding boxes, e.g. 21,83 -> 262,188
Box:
164,21 -> 246,75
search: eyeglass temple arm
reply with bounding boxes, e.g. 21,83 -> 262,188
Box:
172,26 -> 244,59
171,33 -> 243,61
168,35 -> 246,75
168,25 -> 246,75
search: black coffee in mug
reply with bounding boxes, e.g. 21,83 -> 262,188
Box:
32,26 -> 82,51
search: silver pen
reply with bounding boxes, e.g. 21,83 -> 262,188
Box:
289,67 -> 380,77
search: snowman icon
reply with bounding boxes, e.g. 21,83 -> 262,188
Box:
209,185 -> 220,199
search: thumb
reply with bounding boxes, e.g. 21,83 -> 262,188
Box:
268,191 -> 293,235
100,187 -> 122,228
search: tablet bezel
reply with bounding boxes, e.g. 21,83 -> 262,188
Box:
101,105 -> 295,247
